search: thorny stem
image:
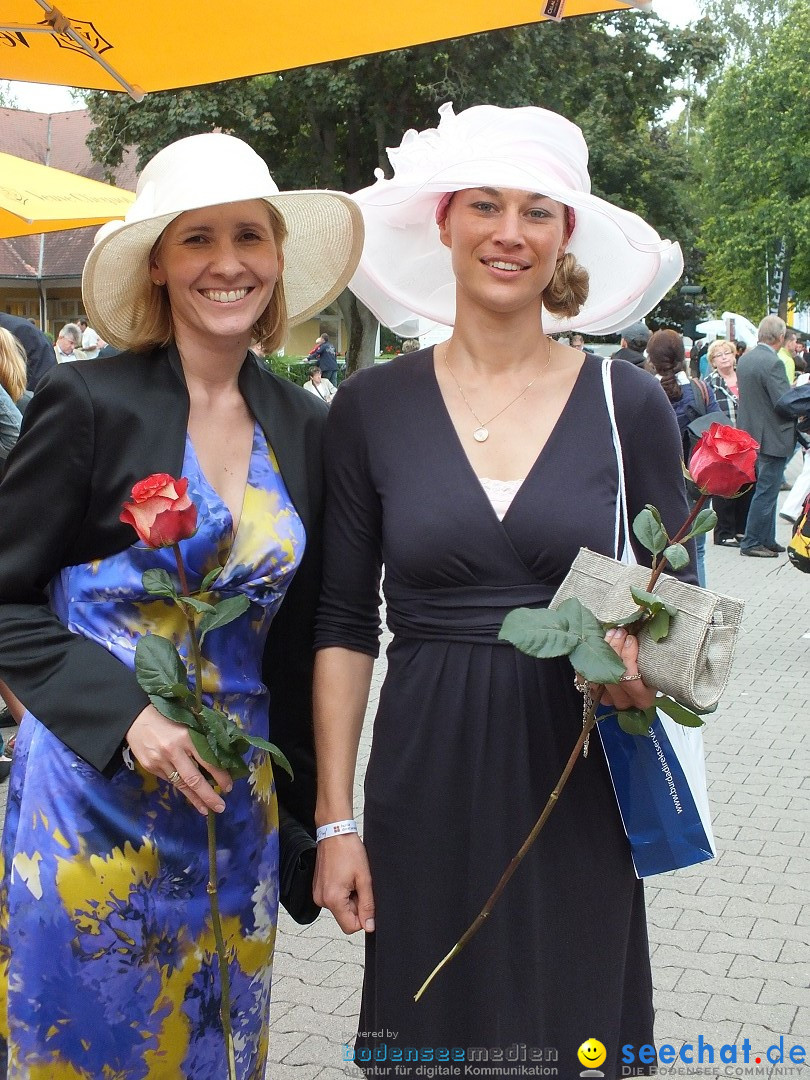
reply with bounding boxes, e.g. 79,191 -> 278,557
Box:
172,544 -> 237,1080
414,686 -> 607,1002
647,494 -> 708,592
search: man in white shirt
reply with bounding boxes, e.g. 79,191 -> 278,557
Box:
78,318 -> 106,360
54,324 -> 81,363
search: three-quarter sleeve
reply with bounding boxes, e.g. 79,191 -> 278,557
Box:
0,366 -> 150,774
314,374 -> 384,657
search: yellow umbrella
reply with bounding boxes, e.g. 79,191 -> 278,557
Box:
0,151 -> 135,238
1,0 -> 651,101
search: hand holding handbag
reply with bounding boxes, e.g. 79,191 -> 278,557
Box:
550,547 -> 743,712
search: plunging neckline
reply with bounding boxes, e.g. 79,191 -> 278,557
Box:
185,423 -> 258,552
428,347 -> 592,525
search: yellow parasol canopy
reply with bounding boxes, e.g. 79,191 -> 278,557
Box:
0,151 -> 135,238
1,1 -> 652,101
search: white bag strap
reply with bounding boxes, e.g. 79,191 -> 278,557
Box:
602,358 -> 634,565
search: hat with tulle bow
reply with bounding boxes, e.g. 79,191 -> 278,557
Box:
349,102 -> 683,335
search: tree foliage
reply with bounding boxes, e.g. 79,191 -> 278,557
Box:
85,13 -> 713,358
699,0 -> 794,61
699,0 -> 810,320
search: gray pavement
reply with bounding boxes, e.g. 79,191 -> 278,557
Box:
268,497 -> 809,1080
0,498 -> 806,1080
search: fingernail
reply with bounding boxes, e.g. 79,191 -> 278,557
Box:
606,629 -> 617,641
364,918 -> 376,933
214,802 -> 225,814
223,784 -> 233,794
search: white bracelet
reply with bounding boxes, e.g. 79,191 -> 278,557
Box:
315,819 -> 358,843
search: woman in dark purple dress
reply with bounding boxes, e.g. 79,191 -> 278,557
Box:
312,104 -> 690,1079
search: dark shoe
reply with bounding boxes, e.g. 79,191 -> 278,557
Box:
0,705 -> 14,728
766,542 -> 786,552
715,537 -> 740,547
779,512 -> 796,525
741,545 -> 779,558
0,755 -> 11,781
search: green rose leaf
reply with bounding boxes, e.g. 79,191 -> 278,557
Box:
499,606 -> 576,659
166,681 -> 195,702
240,734 -> 293,778
662,543 -> 690,571
570,637 -> 627,685
646,609 -> 671,643
644,504 -> 665,529
188,728 -> 249,778
684,508 -> 719,540
629,587 -> 678,619
198,595 -> 251,643
200,704 -> 236,753
142,568 -> 178,599
200,566 -> 224,592
135,634 -> 186,696
655,695 -> 705,728
177,595 -> 217,615
617,706 -> 656,736
501,600 -> 625,683
149,694 -> 201,730
632,508 -> 668,555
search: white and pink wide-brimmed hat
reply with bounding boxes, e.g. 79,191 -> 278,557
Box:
349,102 -> 683,335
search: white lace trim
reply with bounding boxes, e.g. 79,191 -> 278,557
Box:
478,477 -> 525,521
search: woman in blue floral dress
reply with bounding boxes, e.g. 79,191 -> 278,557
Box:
0,133 -> 363,1078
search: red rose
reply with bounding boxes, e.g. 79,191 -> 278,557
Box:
120,473 -> 198,548
688,424 -> 759,498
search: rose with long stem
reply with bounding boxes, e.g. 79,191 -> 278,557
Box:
415,423 -> 759,1002
171,545 -> 237,1080
122,473 -> 292,1079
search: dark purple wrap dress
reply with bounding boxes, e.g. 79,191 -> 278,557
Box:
315,349 -> 692,1079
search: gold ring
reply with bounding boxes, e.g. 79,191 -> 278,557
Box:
619,673 -> 643,683
167,769 -> 182,785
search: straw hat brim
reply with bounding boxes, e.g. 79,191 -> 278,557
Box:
82,192 -> 364,350
348,163 -> 683,336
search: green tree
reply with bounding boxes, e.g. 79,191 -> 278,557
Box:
699,0 -> 810,320
85,13 -> 711,362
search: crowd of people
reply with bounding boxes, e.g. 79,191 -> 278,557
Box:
0,101 -> 804,1080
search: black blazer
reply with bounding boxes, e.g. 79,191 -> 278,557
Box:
0,344 -> 325,828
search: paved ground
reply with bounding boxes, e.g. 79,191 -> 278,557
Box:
267,494 -> 809,1080
0,495 -> 806,1080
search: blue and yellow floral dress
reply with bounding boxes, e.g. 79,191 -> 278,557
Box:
0,423 -> 304,1079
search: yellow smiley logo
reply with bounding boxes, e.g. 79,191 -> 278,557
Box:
577,1039 -> 607,1069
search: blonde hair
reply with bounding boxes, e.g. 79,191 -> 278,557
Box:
542,253 -> 589,319
0,327 -> 28,402
128,202 -> 289,355
707,338 -> 735,369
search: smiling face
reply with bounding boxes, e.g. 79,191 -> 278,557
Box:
577,1039 -> 607,1069
438,186 -> 568,318
710,341 -> 736,378
151,199 -> 282,353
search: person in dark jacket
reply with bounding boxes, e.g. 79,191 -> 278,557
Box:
611,320 -> 650,367
0,311 -> 55,391
0,132 -> 362,1077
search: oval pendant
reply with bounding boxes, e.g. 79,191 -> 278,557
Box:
473,427 -> 489,443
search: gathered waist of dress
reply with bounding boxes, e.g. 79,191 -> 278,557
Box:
384,581 -> 555,645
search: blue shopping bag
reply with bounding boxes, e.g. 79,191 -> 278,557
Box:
597,706 -> 716,878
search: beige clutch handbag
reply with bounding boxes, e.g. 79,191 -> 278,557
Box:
550,548 -> 743,712
548,360 -> 744,714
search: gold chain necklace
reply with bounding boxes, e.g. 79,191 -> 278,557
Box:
442,338 -> 553,443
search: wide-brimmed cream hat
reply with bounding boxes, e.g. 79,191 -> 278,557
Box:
349,103 -> 683,336
83,132 -> 364,349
